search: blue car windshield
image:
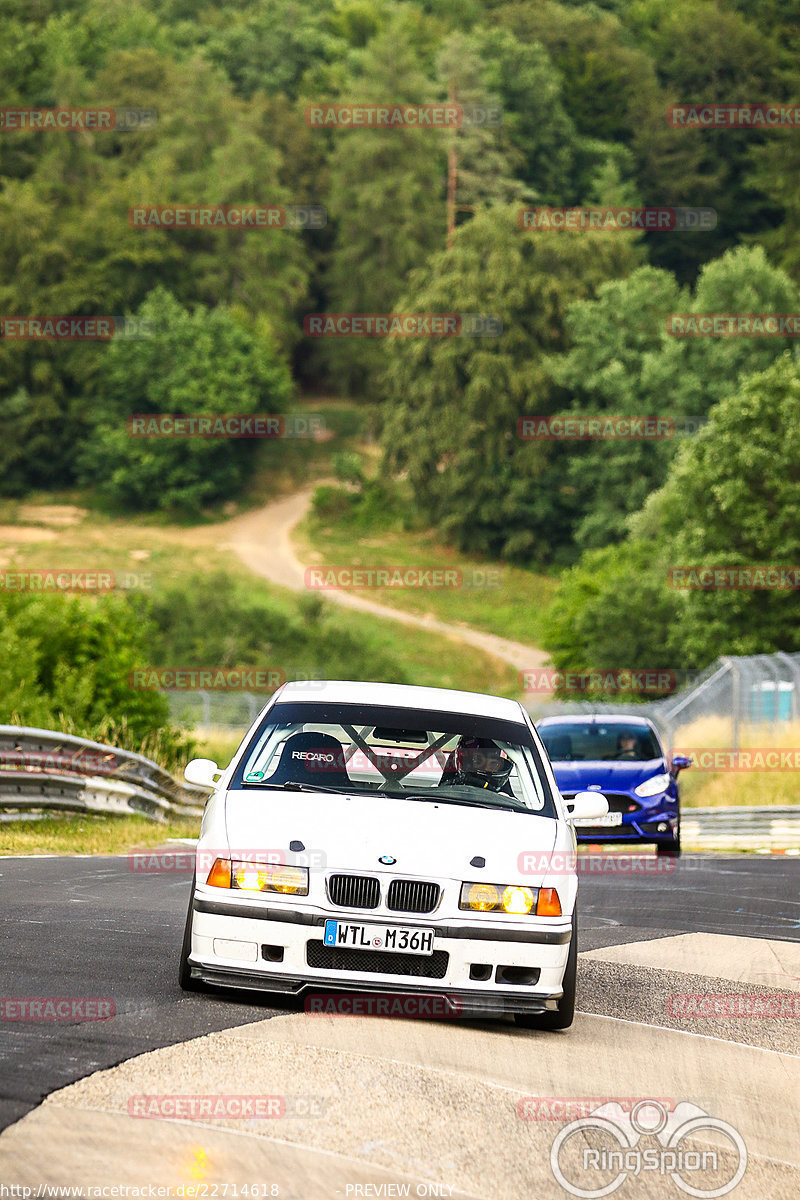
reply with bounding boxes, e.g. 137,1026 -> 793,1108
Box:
539,722 -> 662,762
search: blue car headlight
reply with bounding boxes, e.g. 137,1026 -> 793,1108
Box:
634,772 -> 671,798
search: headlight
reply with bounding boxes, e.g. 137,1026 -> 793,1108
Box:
206,858 -> 309,895
634,772 -> 671,798
459,881 -> 558,916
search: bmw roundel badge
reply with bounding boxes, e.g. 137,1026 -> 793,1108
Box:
378,855 -> 397,865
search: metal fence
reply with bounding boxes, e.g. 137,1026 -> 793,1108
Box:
169,653 -> 800,749
525,652 -> 800,750
0,726 -> 208,821
168,690 -> 265,730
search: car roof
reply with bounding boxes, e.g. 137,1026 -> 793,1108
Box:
536,713 -> 657,730
276,680 -> 527,722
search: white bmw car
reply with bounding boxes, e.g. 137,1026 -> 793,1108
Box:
179,680 -> 607,1029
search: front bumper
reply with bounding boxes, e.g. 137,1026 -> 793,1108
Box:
189,892 -> 571,1016
575,807 -> 679,843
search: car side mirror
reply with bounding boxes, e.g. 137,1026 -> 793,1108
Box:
565,791 -> 609,822
671,755 -> 693,773
184,758 -> 221,788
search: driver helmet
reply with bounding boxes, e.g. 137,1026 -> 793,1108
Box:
454,737 -> 513,789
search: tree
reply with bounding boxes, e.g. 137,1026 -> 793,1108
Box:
381,205 -> 637,561
78,288 -> 293,513
541,540 -> 683,684
320,18 -> 445,395
0,591 -> 172,744
546,354 -> 800,673
546,247 -> 799,550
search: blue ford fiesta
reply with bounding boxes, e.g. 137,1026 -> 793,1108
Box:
535,714 -> 691,856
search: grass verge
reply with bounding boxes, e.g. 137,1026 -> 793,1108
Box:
674,716 -> 800,807
0,812 -> 201,856
298,489 -> 556,651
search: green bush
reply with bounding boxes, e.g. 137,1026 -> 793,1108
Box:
0,591 -> 193,768
79,288 -> 293,514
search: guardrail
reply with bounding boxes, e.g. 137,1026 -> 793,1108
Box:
0,726 -> 208,821
682,805 -> 800,850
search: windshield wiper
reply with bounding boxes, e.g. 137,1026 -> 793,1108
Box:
240,780 -> 351,794
389,792 -> 530,813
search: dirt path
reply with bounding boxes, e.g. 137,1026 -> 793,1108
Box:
215,488 -> 548,673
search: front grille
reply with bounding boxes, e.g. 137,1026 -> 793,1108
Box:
306,940 -> 449,979
327,874 -> 380,909
576,825 -> 638,838
387,879 -> 440,914
563,792 -> 642,815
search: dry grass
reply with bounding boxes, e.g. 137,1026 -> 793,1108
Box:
673,715 -> 800,807
0,812 -> 201,856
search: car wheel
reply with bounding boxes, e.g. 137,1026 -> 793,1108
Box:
514,909 -> 577,1031
178,873 -> 204,992
656,819 -> 681,857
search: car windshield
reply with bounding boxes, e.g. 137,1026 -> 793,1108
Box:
231,701 -> 556,816
538,721 -> 662,762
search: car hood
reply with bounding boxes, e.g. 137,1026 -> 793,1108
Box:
551,759 -> 666,793
223,788 -> 558,883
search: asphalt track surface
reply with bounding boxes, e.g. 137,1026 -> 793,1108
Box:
1,853 -> 798,1134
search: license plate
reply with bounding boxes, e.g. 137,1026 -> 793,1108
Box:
323,919 -> 434,956
574,811 -> 623,827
